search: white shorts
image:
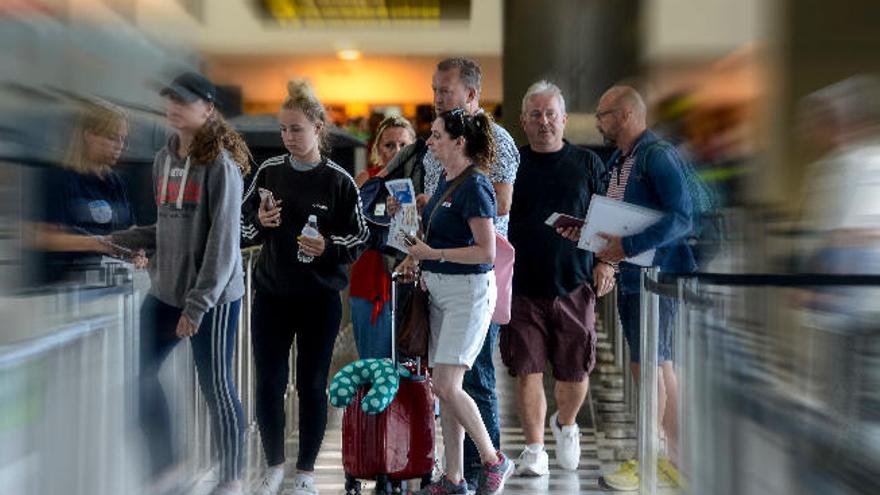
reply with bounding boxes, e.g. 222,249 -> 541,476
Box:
423,270 -> 497,369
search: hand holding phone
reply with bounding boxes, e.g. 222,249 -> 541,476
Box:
258,188 -> 282,228
400,229 -> 418,247
258,188 -> 277,210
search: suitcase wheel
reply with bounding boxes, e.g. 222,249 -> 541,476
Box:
420,473 -> 434,490
375,474 -> 390,495
344,474 -> 361,495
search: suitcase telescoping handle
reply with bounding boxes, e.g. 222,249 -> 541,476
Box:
391,271 -> 402,369
390,271 -> 422,377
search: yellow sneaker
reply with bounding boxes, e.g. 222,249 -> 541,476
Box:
602,459 -> 639,491
658,457 -> 691,492
603,458 -> 685,491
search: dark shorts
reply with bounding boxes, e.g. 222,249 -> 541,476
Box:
500,284 -> 597,382
617,290 -> 677,363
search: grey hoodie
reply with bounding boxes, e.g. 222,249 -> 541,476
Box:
112,135 -> 245,326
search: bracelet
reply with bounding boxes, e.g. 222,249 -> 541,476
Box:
439,249 -> 446,263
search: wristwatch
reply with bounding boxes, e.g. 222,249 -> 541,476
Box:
599,259 -> 617,272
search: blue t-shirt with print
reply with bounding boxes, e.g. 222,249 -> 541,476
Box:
42,167 -> 136,235
421,169 -> 496,275
30,166 -> 137,284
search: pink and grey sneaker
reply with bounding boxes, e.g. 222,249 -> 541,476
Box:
414,475 -> 468,495
476,452 -> 515,495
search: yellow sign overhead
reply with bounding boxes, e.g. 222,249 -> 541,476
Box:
259,0 -> 469,25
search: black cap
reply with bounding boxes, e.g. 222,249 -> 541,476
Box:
160,72 -> 216,103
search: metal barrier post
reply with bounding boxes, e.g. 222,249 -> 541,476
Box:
245,250 -> 255,427
639,267 -> 660,495
675,276 -> 690,485
611,289 -> 624,370
625,347 -> 636,418
688,279 -> 709,495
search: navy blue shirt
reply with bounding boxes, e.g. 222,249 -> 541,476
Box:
31,166 -> 136,284
421,168 -> 496,275
42,167 -> 136,235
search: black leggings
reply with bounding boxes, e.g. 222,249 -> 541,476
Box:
251,289 -> 341,471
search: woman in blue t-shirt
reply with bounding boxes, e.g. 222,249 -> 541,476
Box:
29,99 -> 141,281
399,108 -> 514,495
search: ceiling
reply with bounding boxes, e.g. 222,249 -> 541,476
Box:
131,0 -> 503,56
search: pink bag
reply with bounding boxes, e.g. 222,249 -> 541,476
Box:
492,233 -> 515,324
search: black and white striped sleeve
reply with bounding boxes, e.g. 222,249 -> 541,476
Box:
322,161 -> 369,265
240,156 -> 283,246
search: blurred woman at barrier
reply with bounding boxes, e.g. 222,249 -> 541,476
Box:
28,99 -> 143,280
240,80 -> 368,495
73,72 -> 250,495
397,108 -> 513,495
350,115 -> 416,359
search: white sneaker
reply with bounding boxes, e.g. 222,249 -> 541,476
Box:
550,411 -> 581,470
516,445 -> 550,477
292,473 -> 319,495
252,466 -> 284,495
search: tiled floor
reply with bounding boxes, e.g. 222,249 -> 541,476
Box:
191,343 -> 683,494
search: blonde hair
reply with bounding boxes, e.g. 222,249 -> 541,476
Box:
281,79 -> 329,152
62,99 -> 128,176
369,115 -> 416,167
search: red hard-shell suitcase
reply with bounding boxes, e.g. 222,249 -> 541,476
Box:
342,275 -> 435,494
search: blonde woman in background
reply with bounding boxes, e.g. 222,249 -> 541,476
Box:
350,115 -> 416,359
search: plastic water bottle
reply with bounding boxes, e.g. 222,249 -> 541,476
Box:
297,215 -> 320,263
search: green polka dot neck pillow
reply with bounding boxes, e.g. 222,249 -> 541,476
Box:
329,358 -> 412,415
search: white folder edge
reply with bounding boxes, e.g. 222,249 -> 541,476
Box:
577,195 -> 663,267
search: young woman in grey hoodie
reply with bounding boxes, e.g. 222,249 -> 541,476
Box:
77,72 -> 251,495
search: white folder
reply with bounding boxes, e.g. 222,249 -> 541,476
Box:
578,195 -> 663,267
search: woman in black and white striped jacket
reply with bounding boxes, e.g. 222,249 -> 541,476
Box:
241,79 -> 367,495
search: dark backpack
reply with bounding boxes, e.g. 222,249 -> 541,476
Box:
636,140 -> 726,268
360,138 -> 428,255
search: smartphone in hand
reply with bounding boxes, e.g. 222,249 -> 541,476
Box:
400,229 -> 418,247
258,188 -> 276,210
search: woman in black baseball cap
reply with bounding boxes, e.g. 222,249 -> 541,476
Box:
144,71 -> 250,494
72,72 -> 252,495
160,71 -> 217,105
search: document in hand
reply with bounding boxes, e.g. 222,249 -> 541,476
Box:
544,212 -> 585,229
385,178 -> 420,254
385,178 -> 417,206
578,195 -> 663,266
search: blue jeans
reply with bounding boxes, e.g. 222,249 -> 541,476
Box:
463,322 -> 501,484
618,290 -> 676,363
350,296 -> 393,360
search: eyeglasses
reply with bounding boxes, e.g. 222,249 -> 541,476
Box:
595,108 -> 618,120
526,110 -> 560,122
